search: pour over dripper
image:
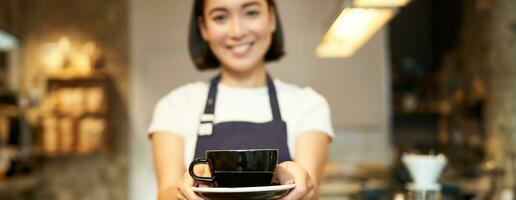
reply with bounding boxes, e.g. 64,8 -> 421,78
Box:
402,154 -> 447,191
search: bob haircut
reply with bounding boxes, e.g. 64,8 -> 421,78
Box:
188,0 -> 286,70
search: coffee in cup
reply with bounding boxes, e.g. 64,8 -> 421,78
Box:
189,149 -> 278,187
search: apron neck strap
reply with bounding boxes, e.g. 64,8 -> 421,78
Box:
266,74 -> 283,122
202,73 -> 283,122
202,75 -> 221,115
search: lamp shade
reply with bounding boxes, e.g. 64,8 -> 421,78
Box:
353,0 -> 411,8
316,8 -> 395,58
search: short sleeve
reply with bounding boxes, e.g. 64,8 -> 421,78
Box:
296,89 -> 335,139
147,89 -> 187,138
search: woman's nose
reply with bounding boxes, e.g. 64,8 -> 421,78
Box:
228,18 -> 247,40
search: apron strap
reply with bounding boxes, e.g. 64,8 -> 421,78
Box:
201,73 -> 283,122
202,75 -> 221,115
266,75 -> 283,122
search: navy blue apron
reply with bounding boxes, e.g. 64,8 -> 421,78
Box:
194,74 -> 292,162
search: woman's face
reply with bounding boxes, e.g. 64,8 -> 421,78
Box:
200,0 -> 276,72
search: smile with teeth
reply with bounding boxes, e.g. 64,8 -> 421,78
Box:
228,43 -> 253,56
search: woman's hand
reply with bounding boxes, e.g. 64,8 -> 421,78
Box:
176,164 -> 210,200
273,161 -> 317,200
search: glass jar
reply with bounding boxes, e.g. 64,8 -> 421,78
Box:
407,190 -> 443,200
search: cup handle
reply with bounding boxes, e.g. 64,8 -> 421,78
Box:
188,158 -> 214,183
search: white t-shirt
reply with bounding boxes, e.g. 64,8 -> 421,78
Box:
148,79 -> 334,167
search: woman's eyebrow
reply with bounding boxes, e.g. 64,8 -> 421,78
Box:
242,1 -> 261,9
207,7 -> 228,15
207,1 -> 262,15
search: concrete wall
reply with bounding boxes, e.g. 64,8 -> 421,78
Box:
129,0 -> 391,199
9,0 -> 129,199
0,0 -> 20,35
459,0 -> 516,188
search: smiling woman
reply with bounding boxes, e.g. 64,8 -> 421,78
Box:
148,0 -> 334,200
188,0 -> 284,71
200,0 -> 275,72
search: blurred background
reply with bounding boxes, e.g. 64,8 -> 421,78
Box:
0,0 -> 515,199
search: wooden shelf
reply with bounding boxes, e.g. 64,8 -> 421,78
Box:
0,174 -> 39,193
37,74 -> 110,157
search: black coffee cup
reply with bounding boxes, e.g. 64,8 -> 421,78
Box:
189,149 -> 278,187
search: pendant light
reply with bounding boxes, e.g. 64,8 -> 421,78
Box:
316,0 -> 411,58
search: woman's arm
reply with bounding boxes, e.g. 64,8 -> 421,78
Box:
294,131 -> 331,184
150,132 -> 186,200
275,131 -> 331,200
295,131 -> 331,200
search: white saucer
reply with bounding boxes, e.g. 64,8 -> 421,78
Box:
192,184 -> 296,200
192,184 -> 296,193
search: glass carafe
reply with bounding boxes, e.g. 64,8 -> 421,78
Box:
407,189 -> 444,200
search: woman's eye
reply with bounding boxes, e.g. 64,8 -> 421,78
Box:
212,15 -> 227,22
245,10 -> 260,17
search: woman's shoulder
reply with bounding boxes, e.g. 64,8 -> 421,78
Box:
158,81 -> 209,104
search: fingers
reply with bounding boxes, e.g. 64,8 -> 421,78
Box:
300,178 -> 316,200
273,162 -> 295,184
177,165 -> 205,200
197,164 -> 212,188
277,161 -> 316,200
176,192 -> 186,200
177,174 -> 200,200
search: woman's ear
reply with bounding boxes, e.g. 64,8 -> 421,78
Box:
198,17 -> 209,41
268,7 -> 277,33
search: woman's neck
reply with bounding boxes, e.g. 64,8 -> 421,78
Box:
220,64 -> 267,88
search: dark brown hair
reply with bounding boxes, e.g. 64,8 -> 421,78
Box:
188,0 -> 285,70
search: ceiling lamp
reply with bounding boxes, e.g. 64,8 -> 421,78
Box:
316,8 -> 396,58
353,0 -> 411,8
316,0 -> 411,58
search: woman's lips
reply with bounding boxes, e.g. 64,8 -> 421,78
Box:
227,42 -> 253,57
